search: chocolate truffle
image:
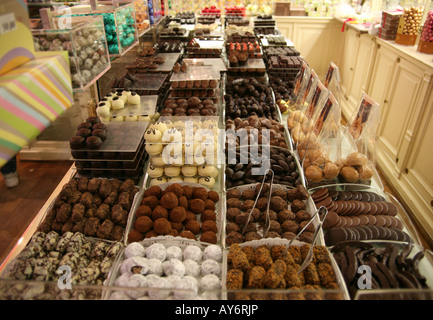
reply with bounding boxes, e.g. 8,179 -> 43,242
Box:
200,231 -> 217,244
160,192 -> 179,209
128,229 -> 145,243
70,136 -> 85,149
152,205 -> 168,220
169,206 -> 187,222
201,220 -> 218,233
144,186 -> 163,198
185,220 -> 201,234
134,216 -> 153,233
179,230 -> 196,240
188,199 -> 206,214
153,218 -> 172,235
141,195 -> 160,209
86,136 -> 103,149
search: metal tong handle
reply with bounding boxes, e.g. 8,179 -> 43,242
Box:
297,206 -> 329,274
241,169 -> 274,236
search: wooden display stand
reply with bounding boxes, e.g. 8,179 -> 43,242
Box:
417,40 -> 433,54
395,33 -> 417,46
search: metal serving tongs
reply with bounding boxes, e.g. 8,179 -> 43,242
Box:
283,206 -> 329,274
241,168 -> 275,237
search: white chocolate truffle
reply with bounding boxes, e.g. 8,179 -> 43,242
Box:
146,258 -> 164,275
144,127 -> 163,143
168,176 -> 183,183
150,177 -> 167,186
96,105 -> 110,117
111,115 -> 125,122
164,166 -> 181,177
166,246 -> 183,260
116,93 -> 128,103
182,166 -> 198,177
153,121 -> 168,133
111,97 -> 125,110
183,259 -> 200,277
199,176 -> 215,188
162,127 -> 183,143
138,115 -> 152,122
124,242 -> 146,259
183,245 -> 203,262
147,164 -> 164,178
183,177 -> 198,184
151,155 -> 166,167
145,143 -> 163,156
99,99 -> 111,109
163,259 -> 185,277
128,92 -> 141,105
200,259 -> 221,276
100,116 -> 111,122
125,115 -> 138,122
198,165 -> 216,177
200,274 -> 221,291
203,244 -> 222,262
145,243 -> 167,261
122,90 -> 132,97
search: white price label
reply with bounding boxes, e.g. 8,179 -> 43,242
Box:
0,13 -> 17,36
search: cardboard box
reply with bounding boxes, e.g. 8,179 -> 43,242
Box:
290,7 -> 307,16
0,0 -> 36,75
0,52 -> 73,167
275,2 -> 291,16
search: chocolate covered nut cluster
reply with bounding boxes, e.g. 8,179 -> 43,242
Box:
226,243 -> 343,300
225,184 -> 310,245
38,177 -> 138,241
1,231 -> 123,299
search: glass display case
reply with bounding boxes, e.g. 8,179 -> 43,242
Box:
32,15 -> 111,92
55,3 -> 139,56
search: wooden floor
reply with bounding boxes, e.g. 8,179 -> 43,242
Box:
0,157 -> 431,267
0,157 -> 73,266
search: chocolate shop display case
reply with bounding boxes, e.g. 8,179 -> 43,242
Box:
32,15 -> 111,92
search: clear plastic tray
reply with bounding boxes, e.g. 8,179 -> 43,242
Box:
71,122 -> 148,154
125,181 -> 224,245
170,66 -> 220,82
109,95 -> 158,117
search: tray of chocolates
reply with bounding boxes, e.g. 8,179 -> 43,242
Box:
70,122 -> 148,161
125,182 -> 224,246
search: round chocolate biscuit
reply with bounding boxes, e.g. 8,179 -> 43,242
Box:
344,216 -> 353,228
354,226 -> 368,240
339,202 -> 350,216
391,228 -> 409,242
352,201 -> 363,215
311,188 -> 328,201
366,215 -> 377,226
374,226 -> 387,239
383,215 -> 394,228
315,196 -> 333,209
337,191 -> 350,201
385,202 -> 398,216
353,191 -> 362,201
350,228 -> 360,240
360,191 -> 371,202
351,216 -> 361,227
323,211 -> 339,228
361,202 -> 371,215
368,225 -> 380,239
358,215 -> 368,226
395,218 -> 403,230
374,202 -> 385,215
360,225 -> 374,240
375,215 -> 387,227
325,228 -> 348,246
332,201 -> 343,214
387,228 -> 399,241
328,190 -> 339,200
368,202 -> 378,215
335,216 -> 347,228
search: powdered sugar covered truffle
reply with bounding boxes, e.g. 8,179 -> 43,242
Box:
183,245 -> 203,262
183,259 -> 200,277
145,243 -> 167,261
200,274 -> 221,291
163,259 -> 185,277
147,258 -> 163,275
124,242 -> 146,259
200,259 -> 221,276
203,245 -> 222,262
166,246 -> 183,260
